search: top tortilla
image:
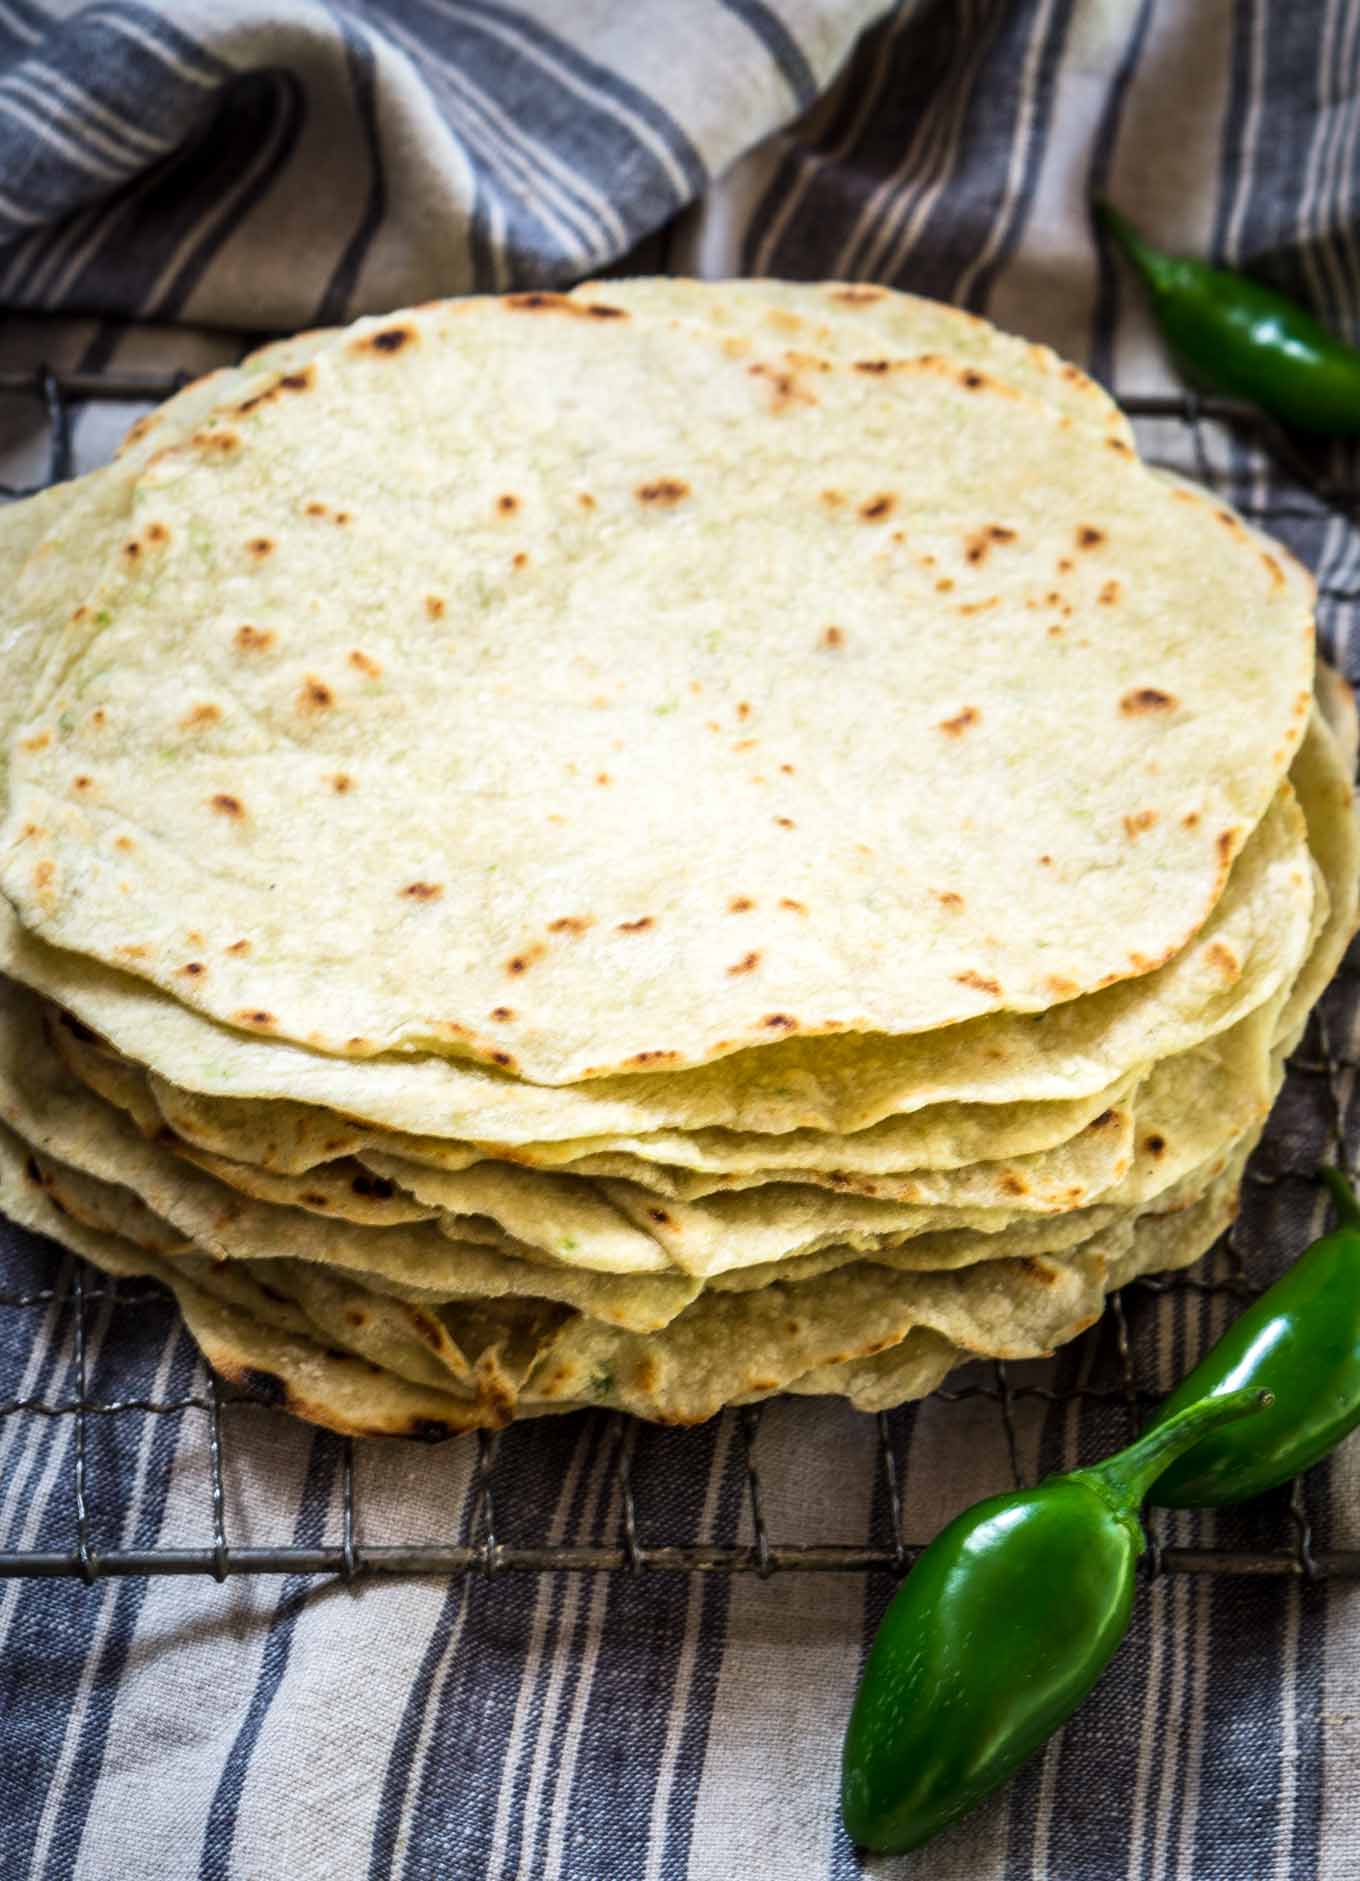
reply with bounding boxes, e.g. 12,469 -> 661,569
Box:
0,291 -> 1314,1081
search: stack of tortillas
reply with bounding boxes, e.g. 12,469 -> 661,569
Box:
0,279 -> 1354,1436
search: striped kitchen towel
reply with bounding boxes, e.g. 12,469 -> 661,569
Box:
3,3 -> 1360,1878
0,0 -> 884,328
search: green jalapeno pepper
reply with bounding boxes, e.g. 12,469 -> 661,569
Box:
1147,1167 -> 1360,1507
841,1387 -> 1270,1855
1097,201 -> 1360,433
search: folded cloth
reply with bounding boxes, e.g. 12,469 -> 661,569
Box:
2,4 -> 1360,1880
0,0 -> 885,328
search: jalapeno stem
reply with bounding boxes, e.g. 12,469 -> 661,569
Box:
1095,202 -> 1168,283
1074,1386 -> 1273,1520
1320,1165 -> 1360,1232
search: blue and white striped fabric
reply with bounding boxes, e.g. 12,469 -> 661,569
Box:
0,0 -> 881,327
3,2 -> 1360,1876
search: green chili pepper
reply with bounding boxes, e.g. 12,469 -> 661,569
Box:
1096,201 -> 1360,433
840,1386 -> 1270,1855
1146,1167 -> 1360,1508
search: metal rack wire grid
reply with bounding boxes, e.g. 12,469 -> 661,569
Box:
0,364 -> 1358,1585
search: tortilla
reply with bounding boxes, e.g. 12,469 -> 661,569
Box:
0,282 -> 1348,1435
1,301 -> 1314,1082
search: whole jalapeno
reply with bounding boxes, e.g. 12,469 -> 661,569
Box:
841,1387 -> 1270,1855
1147,1167 -> 1360,1507
1097,201 -> 1360,433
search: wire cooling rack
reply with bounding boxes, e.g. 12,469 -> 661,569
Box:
1,367 -> 1359,1584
